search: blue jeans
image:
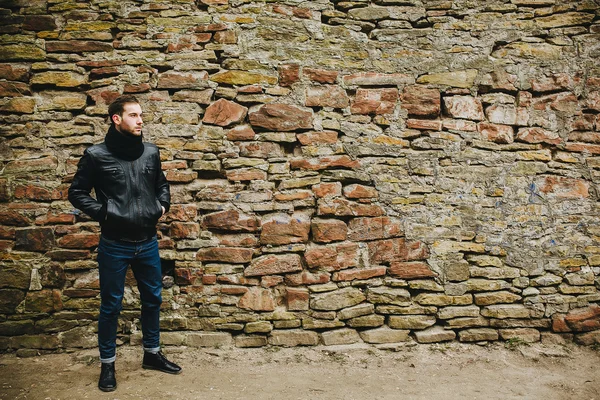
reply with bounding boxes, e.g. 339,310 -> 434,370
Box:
97,235 -> 162,362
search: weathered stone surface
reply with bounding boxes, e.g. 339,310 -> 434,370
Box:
15,228 -> 55,251
321,328 -> 360,345
478,123 -> 514,144
366,287 -> 411,306
443,96 -> 484,120
269,329 -> 319,346
400,85 -> 440,116
245,254 -> 303,277
235,335 -> 268,348
304,242 -> 360,271
311,218 -> 347,243
368,238 -> 428,264
389,262 -> 436,279
311,287 -> 366,311
305,86 -> 349,109
414,326 -> 457,343
351,88 -> 398,115
186,332 -> 233,348
260,213 -> 310,245
458,328 -> 499,342
203,210 -> 260,232
0,289 -> 25,313
388,315 -> 436,330
249,104 -> 313,131
238,287 -> 275,311
1,1 -> 599,351
360,327 -> 410,344
203,99 -> 248,127
211,70 -> 277,85
417,70 -> 477,88
196,247 -> 254,263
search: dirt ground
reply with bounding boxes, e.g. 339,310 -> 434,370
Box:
1,341 -> 599,400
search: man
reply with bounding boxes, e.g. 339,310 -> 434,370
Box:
68,95 -> 182,392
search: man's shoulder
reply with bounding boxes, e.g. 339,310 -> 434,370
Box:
85,143 -> 109,156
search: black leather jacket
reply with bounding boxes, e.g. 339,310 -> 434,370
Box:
68,142 -> 170,242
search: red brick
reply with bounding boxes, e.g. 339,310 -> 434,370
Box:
368,238 -> 429,264
286,287 -> 309,310
304,242 -> 359,271
539,176 -> 589,199
400,85 -> 440,117
343,184 -> 378,199
297,130 -> 338,145
311,219 -> 347,243
516,127 -> 561,145
351,88 -> 398,115
47,250 -> 90,261
238,141 -> 283,158
15,227 -> 55,251
203,209 -> 260,232
278,63 -> 300,87
165,170 -> 198,183
305,85 -> 349,108
238,287 -> 275,311
169,222 -> 200,239
227,125 -> 256,141
261,275 -> 284,288
249,103 -> 313,131
347,217 -> 403,241
226,168 -> 267,182
389,261 -> 437,279
164,204 -> 197,222
196,247 -> 254,263
0,81 -> 31,97
35,213 -> 76,226
290,155 -> 359,171
407,119 -> 442,130
312,182 -> 342,198
303,68 -> 338,84
564,304 -> 600,332
260,213 -> 310,245
565,143 -> 600,154
57,233 -> 99,249
333,266 -> 387,281
203,99 -> 248,127
285,270 -> 330,286
478,122 -> 514,144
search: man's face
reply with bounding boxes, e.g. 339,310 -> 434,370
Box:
112,102 -> 143,136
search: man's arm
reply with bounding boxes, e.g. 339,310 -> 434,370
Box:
68,150 -> 106,221
155,151 -> 170,214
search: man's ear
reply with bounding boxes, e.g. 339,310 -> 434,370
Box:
111,114 -> 120,124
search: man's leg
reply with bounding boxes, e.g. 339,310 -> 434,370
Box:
132,237 -> 181,374
96,236 -> 133,391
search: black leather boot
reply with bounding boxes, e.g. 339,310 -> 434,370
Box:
98,362 -> 117,392
142,351 -> 182,374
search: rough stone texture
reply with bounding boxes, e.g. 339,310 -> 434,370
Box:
1,0 -> 599,352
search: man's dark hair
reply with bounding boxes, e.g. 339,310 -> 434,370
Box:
108,95 -> 140,121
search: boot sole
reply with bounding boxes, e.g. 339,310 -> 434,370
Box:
98,384 -> 117,392
142,364 -> 182,375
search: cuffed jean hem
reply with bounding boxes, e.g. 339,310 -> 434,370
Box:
100,355 -> 116,364
144,346 -> 160,354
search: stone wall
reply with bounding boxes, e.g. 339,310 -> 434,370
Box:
1,0 -> 600,353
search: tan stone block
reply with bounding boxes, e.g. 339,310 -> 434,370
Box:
321,328 -> 361,345
414,325 -> 456,343
268,329 -> 319,346
458,328 -> 498,342
360,327 -> 410,344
